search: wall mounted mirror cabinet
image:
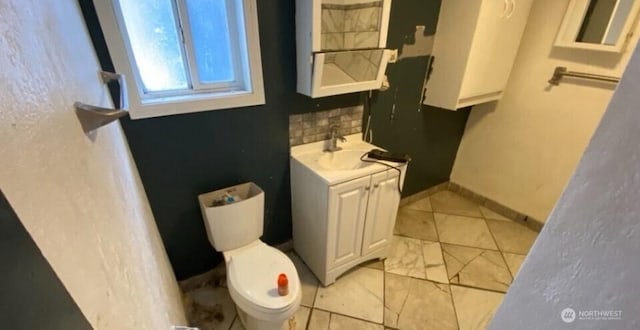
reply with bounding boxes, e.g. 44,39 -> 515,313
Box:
296,0 -> 393,97
555,0 -> 640,52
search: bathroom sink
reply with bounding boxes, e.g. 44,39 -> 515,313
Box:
316,149 -> 374,171
290,134 -> 404,185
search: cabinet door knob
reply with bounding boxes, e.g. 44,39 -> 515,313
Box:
373,184 -> 380,189
365,186 -> 370,191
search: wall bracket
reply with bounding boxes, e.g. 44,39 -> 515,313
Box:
74,71 -> 128,133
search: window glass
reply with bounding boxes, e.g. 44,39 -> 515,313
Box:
94,0 -> 265,118
185,0 -> 235,84
118,0 -> 188,92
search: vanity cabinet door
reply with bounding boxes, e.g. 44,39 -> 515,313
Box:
327,176 -> 371,269
361,170 -> 400,255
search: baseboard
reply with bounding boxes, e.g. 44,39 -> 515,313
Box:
399,182 -> 449,207
400,181 -> 544,233
448,182 -> 544,232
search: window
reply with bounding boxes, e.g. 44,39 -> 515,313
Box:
93,0 -> 264,119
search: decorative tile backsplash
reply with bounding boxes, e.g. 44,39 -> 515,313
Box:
289,105 -> 364,146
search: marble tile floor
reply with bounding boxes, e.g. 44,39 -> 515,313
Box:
181,189 -> 538,330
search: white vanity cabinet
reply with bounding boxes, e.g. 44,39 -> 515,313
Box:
423,0 -> 534,110
327,170 -> 400,269
290,137 -> 405,285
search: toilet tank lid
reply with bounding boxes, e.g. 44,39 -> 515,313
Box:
227,244 -> 300,310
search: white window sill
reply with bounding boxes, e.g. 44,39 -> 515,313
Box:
128,90 -> 265,119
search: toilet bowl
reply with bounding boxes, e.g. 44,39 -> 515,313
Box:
198,182 -> 301,330
225,240 -> 301,330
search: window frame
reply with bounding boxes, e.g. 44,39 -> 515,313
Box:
93,0 -> 265,119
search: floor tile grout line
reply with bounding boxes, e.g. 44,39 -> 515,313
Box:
440,247 -> 471,271
437,245 -> 513,294
439,242 -> 456,285
423,240 -> 449,284
448,282 -> 463,330
502,251 -> 527,257
429,209 -> 502,251
449,283 -> 507,330
418,238 -> 428,281
386,270 -> 463,329
382,263 -> 389,328
387,265 -> 512,295
483,217 -> 517,282
430,206 -> 484,219
227,315 -> 236,330
310,279 -> 319,309
431,210 -> 487,221
449,283 -> 509,295
396,206 -> 439,242
311,306 -> 384,326
431,206 -> 442,243
395,275 -> 413,328
436,239 -> 501,252
383,270 -> 511,296
479,249 -> 510,269
500,250 -> 519,280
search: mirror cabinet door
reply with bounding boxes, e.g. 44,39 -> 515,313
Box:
311,49 -> 391,97
320,0 -> 390,51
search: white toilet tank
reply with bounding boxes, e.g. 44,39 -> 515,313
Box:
198,182 -> 264,251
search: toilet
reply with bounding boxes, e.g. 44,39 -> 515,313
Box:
198,182 -> 301,330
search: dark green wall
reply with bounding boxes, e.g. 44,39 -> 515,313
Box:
80,0 -> 359,280
367,57 -> 470,196
367,0 -> 470,196
80,0 -> 468,280
0,191 -> 91,329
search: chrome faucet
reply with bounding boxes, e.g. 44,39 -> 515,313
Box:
325,125 -> 347,152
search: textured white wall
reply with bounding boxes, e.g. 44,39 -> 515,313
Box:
450,0 -> 640,222
0,0 -> 186,328
489,41 -> 640,330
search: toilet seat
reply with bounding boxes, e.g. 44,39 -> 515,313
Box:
226,241 -> 301,319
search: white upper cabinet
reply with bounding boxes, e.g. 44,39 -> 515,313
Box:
423,0 -> 534,110
296,0 -> 394,97
555,0 -> 640,53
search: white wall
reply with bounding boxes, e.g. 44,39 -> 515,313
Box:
0,0 -> 186,328
450,0 -> 640,222
489,41 -> 640,330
